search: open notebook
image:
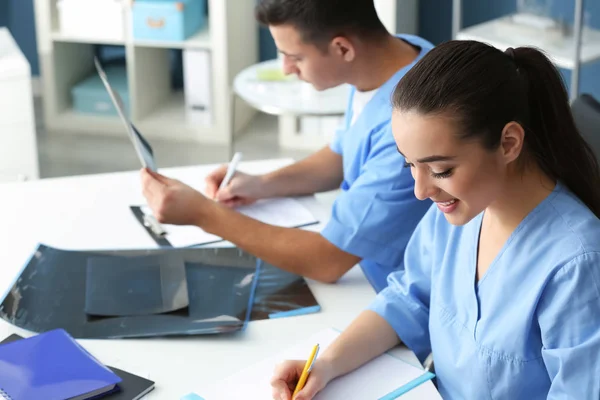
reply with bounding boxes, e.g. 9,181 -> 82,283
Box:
137,197 -> 319,248
193,328 -> 435,400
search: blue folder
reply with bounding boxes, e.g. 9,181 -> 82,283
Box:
0,329 -> 121,400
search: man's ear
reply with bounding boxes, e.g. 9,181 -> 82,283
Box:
330,36 -> 355,62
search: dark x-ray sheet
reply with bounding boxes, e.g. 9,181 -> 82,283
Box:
128,206 -> 321,321
251,263 -> 321,320
0,244 -> 261,339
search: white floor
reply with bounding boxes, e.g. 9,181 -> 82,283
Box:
35,97 -> 313,179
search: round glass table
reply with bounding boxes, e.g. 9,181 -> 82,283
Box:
230,59 -> 350,156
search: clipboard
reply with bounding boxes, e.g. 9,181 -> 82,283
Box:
130,206 -> 171,246
130,205 -> 319,248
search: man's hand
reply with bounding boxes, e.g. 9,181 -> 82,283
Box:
141,168 -> 211,226
204,165 -> 266,208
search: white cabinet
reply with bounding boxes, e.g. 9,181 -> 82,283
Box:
0,28 -> 39,182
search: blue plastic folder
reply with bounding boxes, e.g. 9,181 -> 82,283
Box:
0,329 -> 121,400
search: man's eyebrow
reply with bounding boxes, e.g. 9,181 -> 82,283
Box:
279,50 -> 300,57
396,147 -> 456,163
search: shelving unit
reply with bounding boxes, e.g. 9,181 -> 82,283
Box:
453,0 -> 599,101
34,0 -> 258,145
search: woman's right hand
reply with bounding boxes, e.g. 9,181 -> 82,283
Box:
271,359 -> 335,400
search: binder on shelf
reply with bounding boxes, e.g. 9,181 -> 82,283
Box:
183,48 -> 212,127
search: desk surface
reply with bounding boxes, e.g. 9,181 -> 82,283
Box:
234,59 -> 351,116
0,159 -> 440,399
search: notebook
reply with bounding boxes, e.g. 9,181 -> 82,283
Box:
196,328 -> 435,399
0,333 -> 155,400
94,367 -> 154,400
0,329 -> 121,400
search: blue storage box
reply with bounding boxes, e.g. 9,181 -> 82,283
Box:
132,0 -> 206,42
71,65 -> 130,117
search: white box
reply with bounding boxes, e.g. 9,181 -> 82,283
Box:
57,0 -> 126,42
183,49 -> 212,127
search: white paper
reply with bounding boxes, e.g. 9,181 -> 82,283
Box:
142,197 -> 318,248
198,328 -> 431,400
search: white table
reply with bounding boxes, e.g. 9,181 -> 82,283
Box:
0,159 -> 440,399
230,59 -> 351,155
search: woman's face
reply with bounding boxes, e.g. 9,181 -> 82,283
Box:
392,110 -> 509,226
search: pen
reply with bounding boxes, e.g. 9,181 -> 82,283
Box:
292,344 -> 320,398
217,152 -> 243,193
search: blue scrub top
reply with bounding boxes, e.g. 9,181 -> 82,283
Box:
321,34 -> 434,293
370,182 -> 600,399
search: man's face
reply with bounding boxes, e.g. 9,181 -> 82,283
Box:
269,24 -> 350,91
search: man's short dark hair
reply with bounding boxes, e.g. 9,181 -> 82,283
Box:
255,0 -> 388,47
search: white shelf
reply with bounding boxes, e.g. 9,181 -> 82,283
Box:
456,16 -> 600,70
51,31 -> 125,46
52,96 -> 222,143
51,26 -> 211,49
137,91 -> 226,143
54,109 -> 126,134
133,26 -> 211,50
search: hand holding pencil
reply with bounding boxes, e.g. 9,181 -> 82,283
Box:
271,344 -> 335,400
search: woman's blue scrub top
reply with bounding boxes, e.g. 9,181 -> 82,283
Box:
370,183 -> 600,399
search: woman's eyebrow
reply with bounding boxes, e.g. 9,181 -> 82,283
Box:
397,147 -> 456,163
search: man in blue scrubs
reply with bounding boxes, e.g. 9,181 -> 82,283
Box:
140,0 -> 433,292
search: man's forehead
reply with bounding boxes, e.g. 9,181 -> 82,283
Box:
270,24 -> 313,50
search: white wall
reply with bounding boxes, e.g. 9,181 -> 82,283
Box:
374,0 -> 419,35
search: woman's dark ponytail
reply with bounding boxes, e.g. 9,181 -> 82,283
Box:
393,40 -> 600,218
511,47 -> 600,217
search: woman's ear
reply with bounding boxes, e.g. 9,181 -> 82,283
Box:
500,121 -> 525,165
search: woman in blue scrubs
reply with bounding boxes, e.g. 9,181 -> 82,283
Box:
271,40 -> 600,400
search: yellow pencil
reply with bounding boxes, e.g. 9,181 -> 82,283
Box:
292,344 -> 320,398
